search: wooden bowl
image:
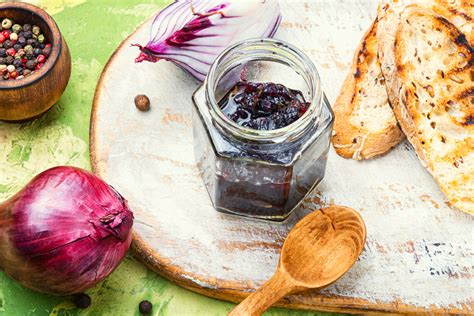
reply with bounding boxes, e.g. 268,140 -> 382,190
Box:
0,2 -> 71,122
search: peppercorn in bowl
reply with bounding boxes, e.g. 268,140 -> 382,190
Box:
0,2 -> 71,121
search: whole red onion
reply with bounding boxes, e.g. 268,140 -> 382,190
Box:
0,166 -> 133,295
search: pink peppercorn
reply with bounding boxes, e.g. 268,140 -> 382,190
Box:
36,54 -> 45,63
6,48 -> 15,56
1,30 -> 10,39
0,34 -> 5,43
35,63 -> 43,70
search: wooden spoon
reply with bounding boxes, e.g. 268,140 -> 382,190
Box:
229,205 -> 366,316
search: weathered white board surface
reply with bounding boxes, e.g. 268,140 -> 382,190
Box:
90,1 -> 473,314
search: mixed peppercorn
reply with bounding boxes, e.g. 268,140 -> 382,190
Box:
0,18 -> 51,81
219,81 -> 311,131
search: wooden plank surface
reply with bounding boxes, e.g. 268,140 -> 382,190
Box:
90,1 -> 473,314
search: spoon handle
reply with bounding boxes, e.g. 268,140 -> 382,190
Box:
228,271 -> 295,316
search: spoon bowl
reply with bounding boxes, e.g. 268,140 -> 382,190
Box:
282,206 -> 366,287
229,205 -> 366,316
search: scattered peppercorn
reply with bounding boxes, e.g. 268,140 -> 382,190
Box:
139,300 -> 153,315
0,18 -> 51,81
134,94 -> 151,111
73,293 -> 92,309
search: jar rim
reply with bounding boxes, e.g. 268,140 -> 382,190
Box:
205,38 -> 322,142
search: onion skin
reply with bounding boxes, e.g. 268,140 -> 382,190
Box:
0,166 -> 134,295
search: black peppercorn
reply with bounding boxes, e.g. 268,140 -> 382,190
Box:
16,68 -> 23,75
0,48 -> 6,58
3,40 -> 13,49
13,59 -> 22,68
5,56 -> 14,65
24,31 -> 33,39
13,44 -> 22,51
26,38 -> 36,47
18,31 -> 25,38
33,48 -> 42,56
0,57 -> 5,65
18,37 -> 26,46
138,300 -> 153,315
25,52 -> 34,60
22,24 -> 32,32
26,60 -> 36,70
73,293 -> 91,309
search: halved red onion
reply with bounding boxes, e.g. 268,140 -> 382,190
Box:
134,0 -> 282,81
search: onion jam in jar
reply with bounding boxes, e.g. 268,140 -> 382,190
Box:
192,38 -> 334,221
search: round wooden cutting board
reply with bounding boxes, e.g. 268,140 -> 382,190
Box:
90,1 -> 473,314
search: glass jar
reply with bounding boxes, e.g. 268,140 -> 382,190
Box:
192,38 -> 334,221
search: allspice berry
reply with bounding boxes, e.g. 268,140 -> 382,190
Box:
134,94 -> 150,112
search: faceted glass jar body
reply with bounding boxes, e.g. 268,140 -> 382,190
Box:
193,39 -> 334,221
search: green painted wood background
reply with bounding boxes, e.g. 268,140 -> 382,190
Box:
0,1 -> 344,315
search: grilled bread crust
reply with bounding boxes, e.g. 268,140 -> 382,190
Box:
332,20 -> 404,160
378,1 -> 474,213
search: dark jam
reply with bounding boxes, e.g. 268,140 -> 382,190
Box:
219,81 -> 310,130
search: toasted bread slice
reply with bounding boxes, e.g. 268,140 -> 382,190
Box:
378,3 -> 474,213
332,20 -> 404,160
